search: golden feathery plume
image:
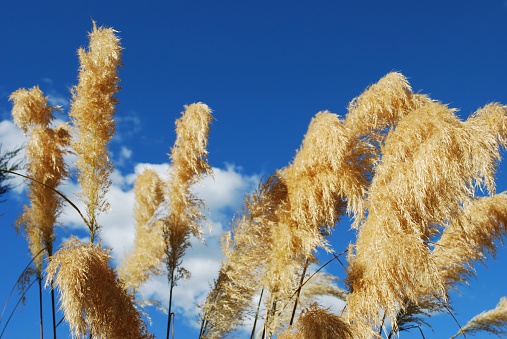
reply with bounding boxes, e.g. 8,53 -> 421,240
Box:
164,102 -> 213,275
200,232 -> 259,339
119,168 -> 166,290
46,238 -> 153,339
10,86 -> 70,265
282,111 -> 348,235
69,22 -> 122,242
345,72 -> 420,139
279,303 -> 353,339
167,102 -> 213,236
451,297 -> 507,338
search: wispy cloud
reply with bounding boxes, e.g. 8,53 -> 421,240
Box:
114,113 -> 143,142
41,78 -> 70,110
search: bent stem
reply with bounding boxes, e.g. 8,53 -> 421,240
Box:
0,169 -> 89,228
0,278 -> 37,339
0,247 -> 45,325
289,258 -> 309,326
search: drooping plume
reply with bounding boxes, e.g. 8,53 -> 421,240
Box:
344,72 -> 431,221
262,111 -> 352,336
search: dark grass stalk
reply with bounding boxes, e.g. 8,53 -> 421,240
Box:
198,315 -> 206,339
435,296 -> 467,339
166,267 -> 175,339
37,273 -> 44,339
416,325 -> 427,339
50,279 -> 57,339
280,248 -> 348,313
388,325 -> 426,339
250,288 -> 264,339
378,312 -> 386,338
56,317 -> 64,328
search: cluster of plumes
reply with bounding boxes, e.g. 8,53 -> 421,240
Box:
201,72 -> 507,339
345,75 -> 507,337
278,304 -> 353,339
119,168 -> 166,290
69,22 -> 122,241
451,297 -> 507,338
10,86 -> 70,267
34,24 -> 155,338
201,111 -> 359,337
45,238 -> 153,339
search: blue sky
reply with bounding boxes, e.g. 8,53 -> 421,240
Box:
1,1 -> 507,338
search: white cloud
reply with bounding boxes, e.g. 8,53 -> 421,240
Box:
194,164 -> 260,215
0,120 -> 26,151
40,78 -> 70,110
